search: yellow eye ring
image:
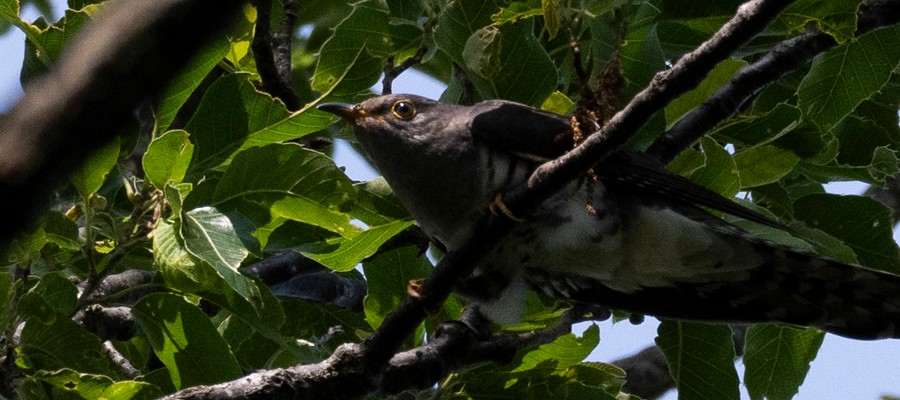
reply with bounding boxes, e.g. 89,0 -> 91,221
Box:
391,100 -> 417,120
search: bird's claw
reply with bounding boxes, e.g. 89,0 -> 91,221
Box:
407,278 -> 425,299
490,193 -> 524,222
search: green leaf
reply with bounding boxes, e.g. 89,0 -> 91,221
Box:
463,25 -> 503,79
311,0 -> 421,96
71,136 -> 120,198
743,325 -> 825,400
734,145 -> 800,188
793,193 -> 900,273
492,2 -> 542,25
350,178 -> 409,226
541,91 -> 575,115
32,369 -> 161,400
513,324 -> 599,372
30,272 -> 78,316
363,246 -> 433,329
712,103 -> 802,147
184,73 -> 334,176
616,15 -> 666,101
132,293 -> 242,390
795,145 -> 900,185
0,273 -> 14,332
667,59 -> 746,127
19,316 -> 123,378
776,0 -> 861,44
181,207 -> 255,299
153,218 -> 224,294
797,25 -> 900,132
656,321 -> 740,400
20,9 -> 91,84
144,130 -> 194,189
17,291 -> 55,325
435,0 -> 557,106
542,0 -> 559,38
305,219 -> 414,272
208,143 -> 353,207
156,37 -> 230,133
690,137 -> 740,199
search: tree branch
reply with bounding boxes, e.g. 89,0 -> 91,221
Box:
503,0 -> 798,213
0,0 -> 245,243
250,0 -> 303,111
646,0 -> 900,164
382,44 -> 429,95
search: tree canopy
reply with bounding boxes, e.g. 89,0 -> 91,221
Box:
1,0 -> 900,399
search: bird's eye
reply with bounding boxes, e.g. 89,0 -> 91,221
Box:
391,100 -> 417,120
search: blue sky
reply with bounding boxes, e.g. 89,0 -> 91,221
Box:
1,2 -> 898,399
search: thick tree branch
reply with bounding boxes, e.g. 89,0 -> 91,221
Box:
0,0 -> 245,243
503,0 -> 797,213
251,0 -> 303,111
646,0 -> 900,164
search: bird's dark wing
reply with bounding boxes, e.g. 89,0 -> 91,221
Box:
467,100 -> 574,161
466,100 -> 788,231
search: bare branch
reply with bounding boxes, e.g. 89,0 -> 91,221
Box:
382,44 -> 429,95
646,0 -> 900,164
251,0 -> 303,111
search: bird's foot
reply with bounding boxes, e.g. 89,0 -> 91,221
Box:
407,278 -> 425,299
407,278 -> 444,315
489,193 -> 524,222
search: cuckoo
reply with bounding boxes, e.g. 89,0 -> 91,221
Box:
319,94 -> 900,340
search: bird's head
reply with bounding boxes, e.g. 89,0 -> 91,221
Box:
317,94 -> 464,142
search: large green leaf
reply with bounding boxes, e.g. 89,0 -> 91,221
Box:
181,207 -> 255,299
656,321 -> 740,400
144,130 -> 194,189
435,0 -> 557,106
132,293 -> 242,390
690,137 -> 741,199
793,193 -> 900,273
743,324 -> 825,400
774,0 -> 861,43
305,219 -> 414,272
31,369 -> 161,400
18,316 -> 123,378
184,73 -> 334,176
20,9 -> 91,84
155,37 -> 230,133
311,0 -> 421,96
513,324 -> 599,373
734,145 -> 800,188
797,25 -> 900,132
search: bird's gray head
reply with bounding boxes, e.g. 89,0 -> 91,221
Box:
317,94 -> 465,143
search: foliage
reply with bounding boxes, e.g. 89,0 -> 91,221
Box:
1,0 -> 899,399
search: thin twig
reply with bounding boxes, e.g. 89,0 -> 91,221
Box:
382,44 -> 429,95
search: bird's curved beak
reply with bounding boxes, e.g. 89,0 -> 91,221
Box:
317,102 -> 362,122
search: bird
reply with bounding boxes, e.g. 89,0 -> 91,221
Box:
318,94 -> 900,340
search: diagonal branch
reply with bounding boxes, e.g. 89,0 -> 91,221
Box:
646,0 -> 900,164
502,0 -> 798,213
